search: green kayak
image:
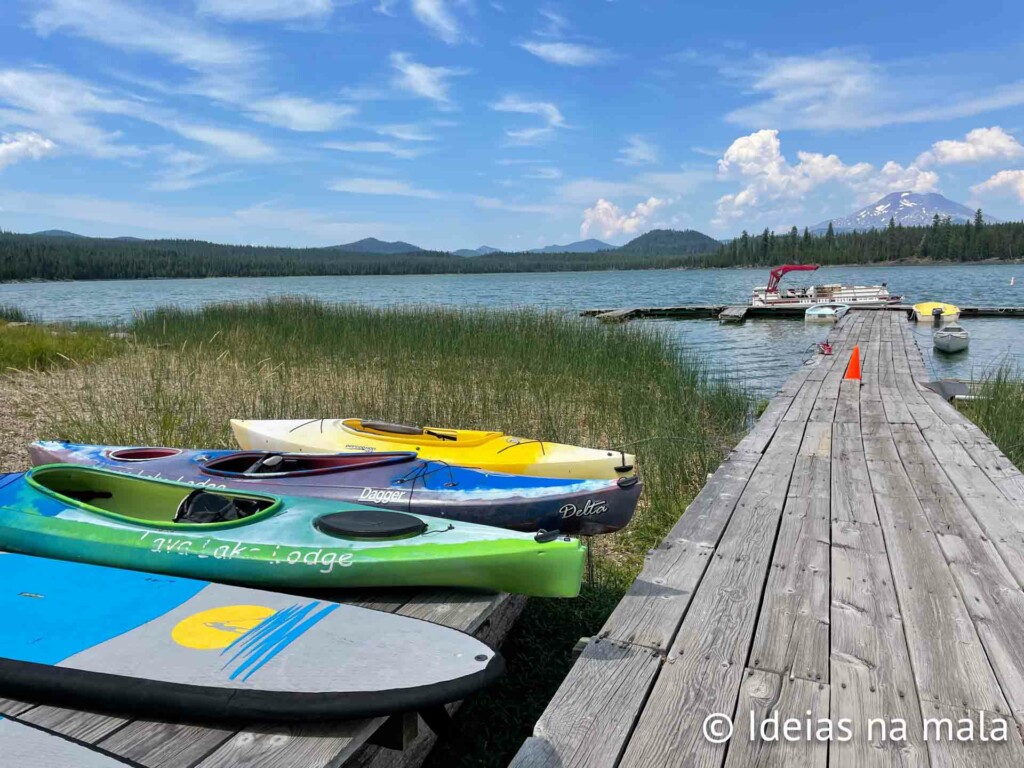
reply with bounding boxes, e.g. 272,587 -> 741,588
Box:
0,465 -> 585,598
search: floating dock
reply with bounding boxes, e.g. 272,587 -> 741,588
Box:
584,304 -> 1024,323
513,309 -> 1024,767
0,591 -> 524,768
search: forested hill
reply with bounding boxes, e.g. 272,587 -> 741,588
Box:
617,229 -> 721,255
0,232 -> 711,281
0,216 -> 1022,282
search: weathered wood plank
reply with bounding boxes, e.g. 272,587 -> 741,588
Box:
509,640 -> 661,768
871,487 -> 1008,713
830,545 -> 928,768
99,721 -> 234,768
831,423 -> 879,527
616,422 -> 806,768
749,424 -> 830,683
723,669 -> 829,768
597,539 -> 713,651
195,721 -> 378,768
17,706 -> 129,743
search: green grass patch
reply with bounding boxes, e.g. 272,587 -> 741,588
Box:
0,322 -> 124,373
39,297 -> 751,765
960,366 -> 1024,469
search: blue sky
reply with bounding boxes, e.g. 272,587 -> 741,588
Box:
0,0 -> 1023,250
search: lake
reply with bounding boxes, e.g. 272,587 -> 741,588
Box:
2,263 -> 1021,395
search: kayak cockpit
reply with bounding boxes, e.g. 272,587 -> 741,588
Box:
107,447 -> 183,461
201,451 -> 416,478
27,465 -> 278,527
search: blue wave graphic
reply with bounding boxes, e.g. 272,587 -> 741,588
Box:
221,601 -> 339,682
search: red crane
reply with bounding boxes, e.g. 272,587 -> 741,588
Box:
766,264 -> 819,293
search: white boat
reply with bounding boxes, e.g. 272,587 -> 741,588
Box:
805,303 -> 850,322
913,301 -> 961,324
933,324 -> 969,353
751,265 -> 901,308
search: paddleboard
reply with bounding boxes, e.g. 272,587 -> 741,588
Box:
0,716 -> 127,767
0,552 -> 503,721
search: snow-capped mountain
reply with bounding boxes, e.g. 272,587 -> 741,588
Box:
811,192 -> 998,234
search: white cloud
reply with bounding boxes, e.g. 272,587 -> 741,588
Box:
150,149 -> 237,192
850,161 -> 938,203
374,0 -> 399,15
31,0 -> 255,71
323,141 -> 424,159
170,123 -> 275,160
723,51 -> 1024,131
523,166 -> 562,180
492,95 -> 565,144
0,68 -> 153,158
580,197 -> 666,238
411,0 -> 464,45
917,126 -> 1024,167
245,96 -> 355,131
492,96 -> 565,128
518,41 -> 609,67
329,177 -> 443,198
375,124 -> 436,141
971,170 -> 1024,203
196,0 -> 334,22
0,132 -> 57,171
390,52 -> 465,105
504,127 -> 554,146
617,135 -> 658,166
713,129 -> 937,224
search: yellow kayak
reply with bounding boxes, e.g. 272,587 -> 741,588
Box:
913,301 -> 960,323
230,418 -> 635,480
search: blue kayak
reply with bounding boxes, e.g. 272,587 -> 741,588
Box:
30,441 -> 641,535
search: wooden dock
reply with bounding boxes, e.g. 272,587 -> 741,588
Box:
581,304 -> 1024,322
0,590 -> 525,768
512,309 -> 1024,767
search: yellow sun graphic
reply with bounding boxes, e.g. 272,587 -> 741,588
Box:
171,605 -> 277,650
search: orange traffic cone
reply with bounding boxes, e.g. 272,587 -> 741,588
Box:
844,345 -> 861,380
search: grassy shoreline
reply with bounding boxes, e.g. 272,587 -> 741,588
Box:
1,298 -> 750,765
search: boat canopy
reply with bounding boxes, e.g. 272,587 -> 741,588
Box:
767,264 -> 819,293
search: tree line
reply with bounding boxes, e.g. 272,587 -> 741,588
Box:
700,212 -> 1023,269
1,213 -> 1021,282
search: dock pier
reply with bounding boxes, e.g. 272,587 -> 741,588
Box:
584,304 -> 1024,323
512,309 -> 1024,767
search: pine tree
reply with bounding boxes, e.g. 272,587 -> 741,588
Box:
825,222 -> 835,248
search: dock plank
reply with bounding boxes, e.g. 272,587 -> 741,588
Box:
723,669 -> 829,768
616,422 -> 806,768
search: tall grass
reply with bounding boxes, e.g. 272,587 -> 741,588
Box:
36,297 -> 750,766
0,322 -> 122,372
0,304 -> 34,323
960,366 -> 1024,469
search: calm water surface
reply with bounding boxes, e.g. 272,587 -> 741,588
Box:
2,264 -> 1021,395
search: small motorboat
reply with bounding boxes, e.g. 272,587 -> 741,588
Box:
751,265 -> 901,308
804,303 -> 850,322
913,301 -> 960,324
933,323 -> 969,354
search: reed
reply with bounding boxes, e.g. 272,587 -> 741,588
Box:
33,297 -> 750,765
0,304 -> 33,323
960,366 -> 1024,469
